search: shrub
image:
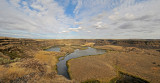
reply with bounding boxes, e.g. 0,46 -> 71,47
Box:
0,58 -> 20,65
82,80 -> 100,83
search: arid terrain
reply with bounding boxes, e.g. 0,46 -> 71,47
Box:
0,37 -> 160,83
68,45 -> 160,83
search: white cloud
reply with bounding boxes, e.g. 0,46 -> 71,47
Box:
125,13 -> 135,20
0,0 -> 76,38
0,0 -> 160,39
9,0 -> 20,7
72,0 -> 160,39
108,12 -> 120,20
69,27 -> 83,32
59,30 -> 70,33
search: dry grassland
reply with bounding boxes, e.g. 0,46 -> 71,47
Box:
68,45 -> 160,83
0,37 -> 159,83
0,51 -> 75,83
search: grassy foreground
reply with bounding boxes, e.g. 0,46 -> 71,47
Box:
0,51 -> 75,83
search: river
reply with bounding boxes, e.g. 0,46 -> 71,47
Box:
45,46 -> 106,79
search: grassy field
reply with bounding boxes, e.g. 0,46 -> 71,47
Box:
67,45 -> 160,83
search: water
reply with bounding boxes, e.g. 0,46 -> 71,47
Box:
57,47 -> 106,79
44,46 -> 60,52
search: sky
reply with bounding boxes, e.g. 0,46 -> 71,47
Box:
0,0 -> 160,39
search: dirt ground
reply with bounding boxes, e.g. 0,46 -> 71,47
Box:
68,45 -> 160,83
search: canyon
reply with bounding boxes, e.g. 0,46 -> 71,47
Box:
0,37 -> 160,83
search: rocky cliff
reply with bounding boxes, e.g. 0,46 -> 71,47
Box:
0,37 -> 56,59
94,39 -> 160,49
0,37 -> 159,60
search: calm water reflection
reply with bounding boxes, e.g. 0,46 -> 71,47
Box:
45,46 -> 60,52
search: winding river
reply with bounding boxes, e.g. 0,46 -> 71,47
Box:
45,46 -> 106,79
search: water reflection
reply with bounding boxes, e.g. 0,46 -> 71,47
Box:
45,46 -> 60,52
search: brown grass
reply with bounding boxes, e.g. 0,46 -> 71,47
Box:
0,50 -> 75,83
34,51 -> 58,66
68,54 -> 117,82
68,45 -> 160,83
82,43 -> 95,47
1,37 -> 159,83
0,63 -> 34,82
94,45 -> 124,51
60,46 -> 75,54
60,45 -> 88,54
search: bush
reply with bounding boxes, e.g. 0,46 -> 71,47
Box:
0,58 -> 20,65
82,80 -> 100,83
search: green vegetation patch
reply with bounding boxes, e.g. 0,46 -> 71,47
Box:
66,60 -> 72,79
71,45 -> 88,50
109,71 -> 149,83
82,79 -> 100,83
0,58 -> 20,65
3,51 -> 21,59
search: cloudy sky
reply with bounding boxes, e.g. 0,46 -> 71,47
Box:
0,0 -> 160,39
